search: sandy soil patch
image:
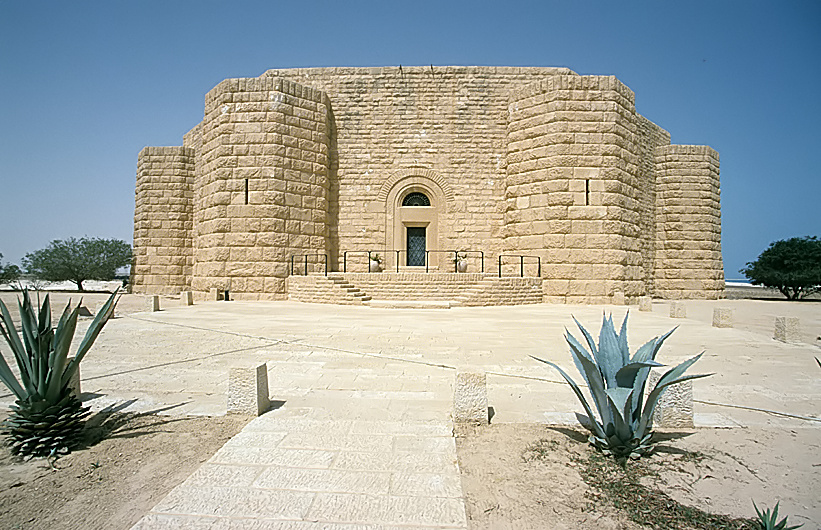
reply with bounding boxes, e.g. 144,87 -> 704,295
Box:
0,411 -> 249,530
456,423 -> 820,529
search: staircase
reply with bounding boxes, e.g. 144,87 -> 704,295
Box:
287,274 -> 371,305
288,273 -> 544,307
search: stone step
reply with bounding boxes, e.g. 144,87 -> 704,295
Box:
365,300 -> 454,309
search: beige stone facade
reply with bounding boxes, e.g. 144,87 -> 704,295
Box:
132,66 -> 724,303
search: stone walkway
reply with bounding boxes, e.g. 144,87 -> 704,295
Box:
131,320 -> 466,528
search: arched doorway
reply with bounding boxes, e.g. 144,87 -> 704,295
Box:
402,192 -> 431,266
381,170 -> 451,269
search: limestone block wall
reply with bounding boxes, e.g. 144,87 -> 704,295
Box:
260,67 -> 575,269
506,75 -> 645,304
191,77 -> 331,300
132,146 -> 194,294
635,116 -> 672,295
654,145 -> 724,299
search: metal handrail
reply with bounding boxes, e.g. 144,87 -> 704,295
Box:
498,254 -> 541,278
423,250 -> 453,273
343,250 -> 403,273
290,254 -> 328,276
340,249 -> 487,273
452,250 -> 485,273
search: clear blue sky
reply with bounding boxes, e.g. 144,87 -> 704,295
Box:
1,1 -> 819,279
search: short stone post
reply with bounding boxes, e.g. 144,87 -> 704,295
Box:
208,288 -> 221,301
611,290 -> 625,306
647,370 -> 693,428
146,295 -> 160,312
774,317 -> 801,343
181,291 -> 194,306
638,296 -> 652,312
228,363 -> 271,416
669,301 -> 686,318
712,307 -> 733,328
65,356 -> 81,399
454,367 -> 489,424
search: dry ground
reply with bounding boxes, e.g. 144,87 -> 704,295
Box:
0,411 -> 250,530
456,423 -> 820,529
0,286 -> 819,528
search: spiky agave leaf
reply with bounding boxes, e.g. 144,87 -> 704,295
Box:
0,298 -> 31,398
63,289 -> 119,388
753,501 -> 803,530
530,356 -> 607,441
564,331 -> 613,428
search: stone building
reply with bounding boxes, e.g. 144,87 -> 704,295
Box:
132,66 -> 723,304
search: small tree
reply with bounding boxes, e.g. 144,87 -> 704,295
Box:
741,236 -> 821,300
0,253 -> 21,285
22,237 -> 132,291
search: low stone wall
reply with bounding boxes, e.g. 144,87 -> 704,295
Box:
287,272 -> 544,306
460,277 -> 543,306
344,273 -> 486,301
286,275 -> 368,305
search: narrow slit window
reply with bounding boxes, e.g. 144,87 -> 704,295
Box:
245,179 -> 249,205
585,179 -> 590,206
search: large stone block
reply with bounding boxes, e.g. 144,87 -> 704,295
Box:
647,370 -> 693,428
146,295 -> 160,312
669,301 -> 686,318
774,316 -> 801,343
227,363 -> 270,416
65,356 -> 81,399
638,296 -> 652,312
712,307 -> 733,328
454,368 -> 488,424
180,291 -> 194,306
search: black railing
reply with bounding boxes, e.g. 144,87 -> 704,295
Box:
334,249 -> 487,274
498,254 -> 541,278
452,250 -> 484,273
343,250 -> 402,272
290,254 -> 328,276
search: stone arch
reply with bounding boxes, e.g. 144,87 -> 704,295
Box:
382,169 -> 452,266
377,168 -> 455,205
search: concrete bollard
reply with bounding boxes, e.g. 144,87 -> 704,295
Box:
638,296 -> 652,312
208,288 -> 221,301
454,368 -> 489,424
66,356 -> 81,399
146,295 -> 160,312
181,291 -> 194,306
648,370 -> 693,428
228,363 -> 271,416
712,307 -> 734,328
774,317 -> 801,343
669,301 -> 686,318
611,290 -> 625,306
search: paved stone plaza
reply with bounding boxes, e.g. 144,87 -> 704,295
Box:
1,296 -> 819,527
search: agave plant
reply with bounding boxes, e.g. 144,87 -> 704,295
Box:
0,290 -> 118,457
533,313 -> 710,459
753,501 -> 803,530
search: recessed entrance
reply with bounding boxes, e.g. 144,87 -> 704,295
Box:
407,227 -> 426,266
